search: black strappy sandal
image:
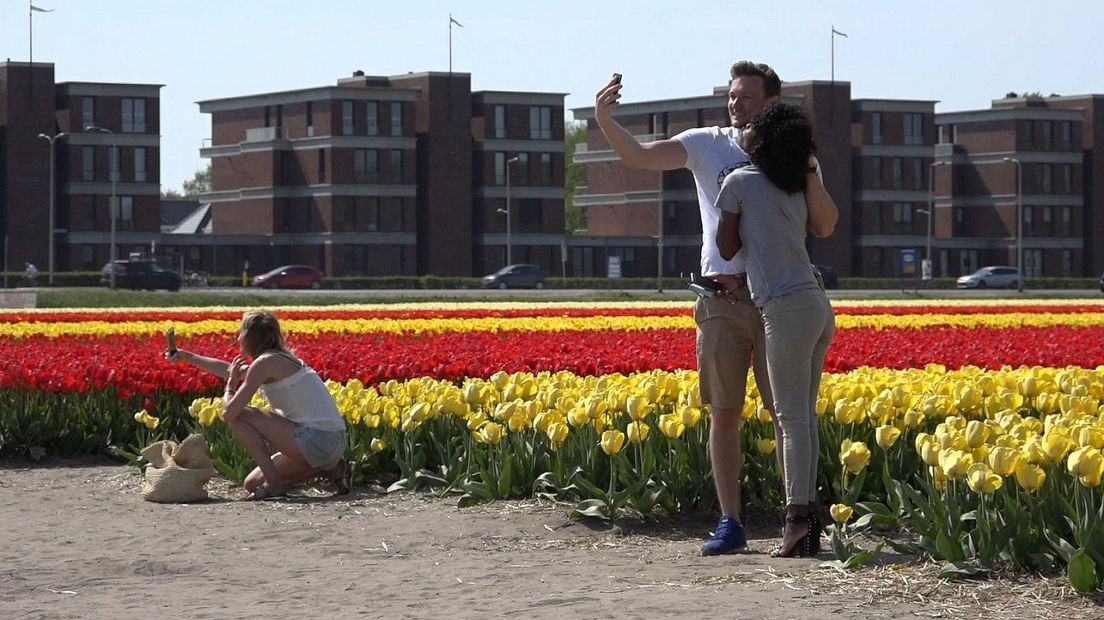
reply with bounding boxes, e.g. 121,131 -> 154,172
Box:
771,513 -> 817,558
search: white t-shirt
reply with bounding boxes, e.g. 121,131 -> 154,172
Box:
672,126 -> 749,276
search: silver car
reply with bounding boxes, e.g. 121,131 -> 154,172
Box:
956,266 -> 1020,289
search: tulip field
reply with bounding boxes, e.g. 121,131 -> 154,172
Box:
1,299 -> 1103,589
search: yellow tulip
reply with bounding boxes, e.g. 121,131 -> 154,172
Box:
965,420 -> 989,449
987,446 -> 1022,476
1078,426 -> 1104,450
625,396 -> 649,421
679,405 -> 703,428
966,462 -> 1002,493
829,503 -> 854,523
921,441 -> 941,467
939,449 -> 973,478
627,421 -> 650,444
1067,446 -> 1104,478
839,439 -> 872,474
876,425 -> 902,450
370,438 -> 386,454
546,422 -> 569,446
600,430 -> 626,455
507,412 -> 528,432
475,422 -> 505,445
757,407 -> 774,424
198,404 -> 221,427
756,438 -> 777,455
133,409 -> 160,430
567,406 -> 590,428
658,414 -> 686,439
1014,461 -> 1046,492
1041,433 -> 1072,463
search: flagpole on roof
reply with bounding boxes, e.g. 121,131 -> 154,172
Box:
448,14 -> 463,74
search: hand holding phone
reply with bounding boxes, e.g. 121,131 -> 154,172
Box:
166,328 -> 178,358
612,72 -> 622,85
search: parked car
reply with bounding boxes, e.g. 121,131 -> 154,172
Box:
482,264 -> 546,289
100,260 -> 182,291
251,265 -> 324,289
813,264 -> 838,289
956,266 -> 1020,289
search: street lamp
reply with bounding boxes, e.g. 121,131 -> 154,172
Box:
1003,157 -> 1023,291
503,155 -> 520,265
86,126 -> 117,289
922,161 -> 947,281
37,131 -> 68,285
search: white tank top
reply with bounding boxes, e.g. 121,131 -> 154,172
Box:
257,353 -> 345,432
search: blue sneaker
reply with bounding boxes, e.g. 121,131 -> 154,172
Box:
700,515 -> 747,555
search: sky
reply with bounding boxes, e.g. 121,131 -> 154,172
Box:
4,0 -> 1102,193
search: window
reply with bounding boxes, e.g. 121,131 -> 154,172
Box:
871,112 -> 882,144
279,151 -> 292,185
134,147 -> 147,182
390,102 -> 402,136
572,246 -> 595,277
122,98 -> 146,133
1061,250 -> 1073,276
1063,164 -> 1073,193
366,102 -> 379,136
341,197 -> 357,232
1043,206 -> 1053,225
1041,164 -> 1053,193
82,97 -> 95,127
913,158 -> 924,190
306,101 -> 314,136
365,197 -> 379,232
342,100 -> 355,136
1041,121 -> 1053,148
82,195 -> 96,229
390,150 -> 403,183
960,250 -> 979,275
515,153 -> 529,185
1023,120 -> 1035,146
495,152 -> 506,185
904,113 -> 923,145
82,146 -> 95,181
110,145 -> 119,182
540,153 -> 553,185
318,149 -> 326,183
1024,206 -> 1034,236
892,158 -> 904,189
520,199 -> 541,225
118,196 -> 134,230
892,202 -> 912,224
871,157 -> 883,189
494,105 -> 507,138
1062,121 -> 1074,147
1024,249 -> 1042,277
355,149 -> 378,183
529,106 -> 552,139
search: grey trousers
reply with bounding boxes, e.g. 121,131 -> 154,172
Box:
759,288 -> 835,506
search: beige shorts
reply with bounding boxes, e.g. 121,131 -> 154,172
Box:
693,289 -> 767,409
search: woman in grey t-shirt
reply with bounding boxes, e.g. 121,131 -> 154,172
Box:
714,103 -> 838,557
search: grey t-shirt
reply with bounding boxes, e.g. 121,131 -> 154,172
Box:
715,165 -> 819,306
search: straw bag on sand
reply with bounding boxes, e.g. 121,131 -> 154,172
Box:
140,434 -> 215,503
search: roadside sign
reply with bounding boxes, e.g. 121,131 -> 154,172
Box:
607,256 -> 622,279
900,249 -> 917,276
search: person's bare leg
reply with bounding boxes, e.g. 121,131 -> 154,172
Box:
229,407 -> 312,496
709,405 -> 743,519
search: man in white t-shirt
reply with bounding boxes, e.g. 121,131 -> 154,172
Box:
594,61 -> 835,555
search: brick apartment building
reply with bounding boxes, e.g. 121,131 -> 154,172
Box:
573,83 -> 1104,280
197,71 -> 568,278
0,61 -> 162,278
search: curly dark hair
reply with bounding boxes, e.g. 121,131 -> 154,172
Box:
743,102 -> 817,194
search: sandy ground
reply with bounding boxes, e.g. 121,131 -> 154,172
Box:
1,460 -> 1101,620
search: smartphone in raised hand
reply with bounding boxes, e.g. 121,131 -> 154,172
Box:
166,327 -> 177,356
612,72 -> 622,85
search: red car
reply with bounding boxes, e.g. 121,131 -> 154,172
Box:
251,265 -> 324,289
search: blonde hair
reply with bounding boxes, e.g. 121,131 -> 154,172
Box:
239,310 -> 293,358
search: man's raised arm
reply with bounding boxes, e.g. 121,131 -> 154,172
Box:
594,76 -> 688,171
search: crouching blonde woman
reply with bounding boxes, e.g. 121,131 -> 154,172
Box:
170,310 -> 349,500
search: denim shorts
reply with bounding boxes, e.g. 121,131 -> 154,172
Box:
293,426 -> 347,469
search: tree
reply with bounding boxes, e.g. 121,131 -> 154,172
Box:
564,120 -> 588,234
181,164 -> 212,200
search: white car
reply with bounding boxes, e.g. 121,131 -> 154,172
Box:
956,266 -> 1020,289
